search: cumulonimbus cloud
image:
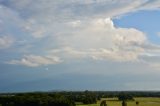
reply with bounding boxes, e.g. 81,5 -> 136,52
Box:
49,18 -> 147,62
0,0 -> 160,68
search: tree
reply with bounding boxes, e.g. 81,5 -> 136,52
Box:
82,91 -> 97,104
118,93 -> 134,101
122,101 -> 127,106
100,100 -> 107,106
0,93 -> 75,106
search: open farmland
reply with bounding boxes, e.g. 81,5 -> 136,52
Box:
77,97 -> 160,106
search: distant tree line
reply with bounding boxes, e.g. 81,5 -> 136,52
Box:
0,93 -> 75,106
68,90 -> 97,104
0,91 -> 97,106
0,91 -> 160,106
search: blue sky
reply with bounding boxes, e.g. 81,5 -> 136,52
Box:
114,10 -> 160,44
0,0 -> 160,92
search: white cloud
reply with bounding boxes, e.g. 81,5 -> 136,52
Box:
157,32 -> 160,37
68,20 -> 81,27
1,0 -> 160,91
49,18 -> 147,62
139,0 -> 160,10
149,63 -> 160,70
5,0 -> 156,19
1,0 -> 159,39
37,17 -> 159,67
7,55 -> 62,67
1,0 -> 160,67
0,36 -> 14,49
68,48 -> 140,62
140,54 -> 160,70
23,19 -> 47,38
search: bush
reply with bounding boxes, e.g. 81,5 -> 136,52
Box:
100,100 -> 107,106
118,93 -> 134,101
136,101 -> 139,105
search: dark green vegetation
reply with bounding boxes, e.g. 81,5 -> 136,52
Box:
118,93 -> 134,101
122,101 -> 127,106
0,91 -> 160,106
0,93 -> 75,106
100,100 -> 107,106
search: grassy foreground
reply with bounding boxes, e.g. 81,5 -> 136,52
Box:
76,97 -> 160,106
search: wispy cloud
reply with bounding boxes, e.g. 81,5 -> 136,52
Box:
0,36 -> 14,49
157,32 -> 160,37
7,55 -> 62,67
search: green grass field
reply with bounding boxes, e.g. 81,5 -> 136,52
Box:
76,97 -> 160,106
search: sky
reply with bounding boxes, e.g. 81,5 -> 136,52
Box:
0,0 -> 160,92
